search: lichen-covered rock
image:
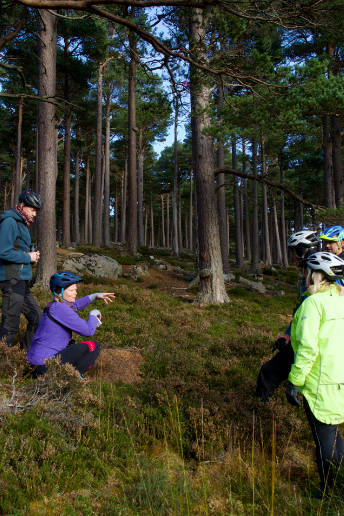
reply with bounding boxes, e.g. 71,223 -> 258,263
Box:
223,273 -> 235,283
238,276 -> 266,293
62,253 -> 122,279
131,264 -> 149,279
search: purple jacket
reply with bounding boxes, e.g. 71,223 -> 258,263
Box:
27,296 -> 99,366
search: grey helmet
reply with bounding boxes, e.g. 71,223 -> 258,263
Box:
306,251 -> 344,280
287,230 -> 320,258
18,190 -> 43,209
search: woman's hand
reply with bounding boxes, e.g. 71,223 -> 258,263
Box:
96,293 -> 115,304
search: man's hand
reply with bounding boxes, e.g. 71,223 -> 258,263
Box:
96,293 -> 115,304
29,250 -> 40,263
272,333 -> 290,352
285,382 -> 301,407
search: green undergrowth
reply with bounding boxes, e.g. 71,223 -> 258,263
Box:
0,269 -> 342,514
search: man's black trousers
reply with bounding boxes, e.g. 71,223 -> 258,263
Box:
256,343 -> 294,401
0,279 -> 42,349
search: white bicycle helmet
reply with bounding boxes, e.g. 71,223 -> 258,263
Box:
306,251 -> 344,279
287,230 -> 320,258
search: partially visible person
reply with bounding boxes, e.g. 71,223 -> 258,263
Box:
319,225 -> 344,258
256,230 -> 321,401
27,271 -> 115,377
0,190 -> 42,349
286,251 -> 344,496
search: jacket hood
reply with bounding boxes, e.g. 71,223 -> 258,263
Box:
0,209 -> 25,223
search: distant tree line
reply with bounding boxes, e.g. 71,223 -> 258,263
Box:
1,0 -> 344,302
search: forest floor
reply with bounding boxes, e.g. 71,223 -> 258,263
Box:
0,246 -> 342,515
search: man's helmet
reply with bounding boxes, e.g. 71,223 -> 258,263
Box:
287,230 -> 321,258
18,190 -> 43,209
306,251 -> 344,280
50,271 -> 83,296
319,225 -> 344,242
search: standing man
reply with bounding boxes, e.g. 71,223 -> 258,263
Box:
319,225 -> 344,258
0,191 -> 42,349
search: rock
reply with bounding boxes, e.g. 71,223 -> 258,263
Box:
223,273 -> 235,283
238,276 -> 266,293
149,255 -> 155,261
131,264 -> 149,277
183,272 -> 196,282
156,264 -> 168,270
174,266 -> 196,281
154,260 -> 172,271
62,253 -> 122,279
188,275 -> 200,288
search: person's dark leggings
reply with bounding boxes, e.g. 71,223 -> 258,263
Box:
256,343 -> 294,401
34,340 -> 100,377
0,279 -> 42,350
304,397 -> 344,493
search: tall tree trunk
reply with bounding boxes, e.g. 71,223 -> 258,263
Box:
178,189 -> 182,251
88,169 -> 93,244
93,62 -> 103,246
114,188 -> 119,242
103,93 -> 111,246
62,37 -> 71,248
295,201 -> 304,231
189,172 -> 193,251
74,147 -> 80,245
14,96 -> 24,203
190,8 -> 228,303
137,130 -> 144,247
34,131 -> 39,193
84,156 -> 90,244
161,194 -> 165,247
323,115 -> 335,208
120,160 -> 127,243
150,193 -> 154,248
144,205 -> 148,246
216,89 -> 229,272
272,194 -> 282,264
242,138 -> 251,263
166,192 -> 170,248
251,138 -> 259,272
36,10 -> 57,286
331,115 -> 343,207
184,215 -> 189,249
127,25 -> 137,255
232,137 -> 243,268
261,137 -> 272,266
172,95 -> 179,256
279,151 -> 288,267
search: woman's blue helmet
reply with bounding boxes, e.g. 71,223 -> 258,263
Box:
50,271 -> 83,297
319,225 -> 344,242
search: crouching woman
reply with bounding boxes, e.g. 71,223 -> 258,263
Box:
27,271 -> 115,377
285,252 -> 344,495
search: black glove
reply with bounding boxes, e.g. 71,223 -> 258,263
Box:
272,336 -> 288,352
285,382 -> 301,407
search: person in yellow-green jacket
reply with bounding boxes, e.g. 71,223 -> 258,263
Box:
286,251 -> 344,495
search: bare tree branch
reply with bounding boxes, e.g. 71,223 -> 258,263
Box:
18,0 -> 214,8
214,167 -> 324,211
0,92 -> 84,110
0,9 -> 26,50
0,61 -> 27,87
47,9 -> 88,18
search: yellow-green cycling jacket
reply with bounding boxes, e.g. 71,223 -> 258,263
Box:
289,285 -> 344,425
